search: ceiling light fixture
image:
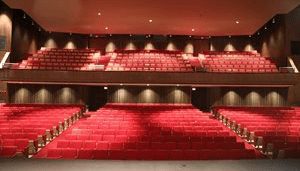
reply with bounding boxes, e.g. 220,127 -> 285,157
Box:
97,12 -> 101,16
192,88 -> 196,91
169,35 -> 172,38
189,35 -> 192,38
104,87 -> 108,90
249,35 -> 252,38
264,26 -> 267,30
120,83 -> 123,86
31,21 -> 34,26
235,20 -> 240,24
105,27 -> 109,30
23,14 -> 26,19
272,18 -> 276,24
149,19 -> 153,23
176,84 -> 180,87
192,28 -> 195,32
147,84 -> 150,87
90,34 -> 93,37
129,34 -> 132,37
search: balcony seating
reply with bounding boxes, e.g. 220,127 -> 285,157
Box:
0,104 -> 83,158
34,103 -> 261,160
214,106 -> 300,158
105,50 -> 193,72
16,48 -> 109,71
190,51 -> 278,73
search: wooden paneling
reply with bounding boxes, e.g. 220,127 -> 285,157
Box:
8,84 -> 107,106
108,86 -> 190,104
211,87 -> 288,107
0,1 -> 12,52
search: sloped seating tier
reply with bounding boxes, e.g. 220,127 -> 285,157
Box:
0,104 -> 84,158
214,106 -> 300,158
16,48 -> 110,71
106,50 -> 193,72
190,51 -> 278,73
34,103 -> 261,160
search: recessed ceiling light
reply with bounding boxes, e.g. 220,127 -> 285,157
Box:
105,27 -> 109,30
272,18 -> 276,24
97,12 -> 101,16
249,35 -> 252,38
23,14 -> 26,19
169,35 -> 172,37
229,35 -> 231,38
189,35 -> 192,38
176,84 -> 180,87
95,35 -> 99,38
149,19 -> 153,23
264,26 -> 267,30
235,20 -> 240,24
192,28 -> 195,32
90,34 -> 93,37
104,87 -> 108,90
120,83 -> 123,86
257,32 -> 260,35
192,88 -> 196,91
129,34 -> 132,37
147,84 -> 150,87
109,34 -> 112,37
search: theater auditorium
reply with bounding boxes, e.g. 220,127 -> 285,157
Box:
0,0 -> 300,170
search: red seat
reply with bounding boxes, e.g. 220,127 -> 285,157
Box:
47,149 -> 62,159
61,149 -> 77,159
0,146 -> 17,157
78,149 -> 93,159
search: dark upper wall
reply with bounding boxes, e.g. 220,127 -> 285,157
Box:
210,36 -> 255,52
10,9 -> 42,62
254,15 -> 287,67
0,1 -> 12,52
40,32 -> 89,50
285,5 -> 300,57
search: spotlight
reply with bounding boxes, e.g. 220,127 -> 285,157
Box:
109,34 -> 112,37
23,14 -> 26,19
97,12 -> 101,16
69,32 -> 72,36
104,87 -> 108,90
147,84 -> 150,87
176,84 -> 180,87
264,26 -> 267,30
189,35 -> 192,38
249,35 -> 252,38
272,18 -> 276,24
229,35 -> 232,38
149,19 -> 153,23
105,27 -> 109,30
130,34 -> 132,37
31,21 -> 34,26
90,34 -> 93,37
257,32 -> 260,35
192,28 -> 195,32
120,83 -> 123,86
38,28 -> 42,32
235,20 -> 240,24
192,88 -> 196,91
169,35 -> 172,38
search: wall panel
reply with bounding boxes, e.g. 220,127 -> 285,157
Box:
108,86 -> 191,104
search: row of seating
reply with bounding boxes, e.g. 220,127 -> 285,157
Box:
34,104 -> 261,160
213,106 -> 300,158
106,50 -> 193,72
0,104 -> 84,158
43,148 -> 258,160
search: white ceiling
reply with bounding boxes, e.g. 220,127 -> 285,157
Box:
3,0 -> 300,36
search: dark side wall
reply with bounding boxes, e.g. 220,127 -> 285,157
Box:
10,9 -> 42,62
0,1 -> 12,52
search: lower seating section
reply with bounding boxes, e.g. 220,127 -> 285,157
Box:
190,51 -> 278,73
106,50 -> 193,72
34,103 -> 261,160
15,48 -> 110,71
0,104 -> 83,158
214,107 -> 300,158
